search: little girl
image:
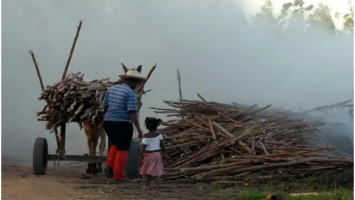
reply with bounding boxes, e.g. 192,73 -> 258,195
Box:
138,117 -> 167,188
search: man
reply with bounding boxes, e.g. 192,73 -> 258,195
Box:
101,68 -> 145,183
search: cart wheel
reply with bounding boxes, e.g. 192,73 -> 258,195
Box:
33,137 -> 48,175
125,140 -> 140,178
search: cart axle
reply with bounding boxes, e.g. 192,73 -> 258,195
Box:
47,154 -> 106,162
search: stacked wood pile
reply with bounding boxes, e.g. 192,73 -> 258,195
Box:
150,96 -> 353,181
37,72 -> 113,132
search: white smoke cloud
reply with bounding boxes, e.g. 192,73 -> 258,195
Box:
2,0 -> 353,163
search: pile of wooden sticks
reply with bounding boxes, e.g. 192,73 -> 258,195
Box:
150,95 -> 353,181
37,72 -> 113,132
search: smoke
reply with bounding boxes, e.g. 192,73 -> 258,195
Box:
289,106 -> 354,157
2,0 -> 353,164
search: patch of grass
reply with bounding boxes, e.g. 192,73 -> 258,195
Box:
286,188 -> 354,200
304,175 -> 319,184
240,189 -> 267,199
206,175 -> 353,200
238,188 -> 354,200
251,175 -> 327,193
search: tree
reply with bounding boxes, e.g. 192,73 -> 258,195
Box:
343,0 -> 354,32
252,0 -> 278,31
308,3 -> 336,33
278,0 -> 314,31
252,0 -> 352,34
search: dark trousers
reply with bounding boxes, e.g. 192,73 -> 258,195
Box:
103,121 -> 134,151
103,121 -> 134,180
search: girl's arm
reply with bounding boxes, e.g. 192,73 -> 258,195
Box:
139,137 -> 148,158
139,142 -> 147,155
138,144 -> 147,161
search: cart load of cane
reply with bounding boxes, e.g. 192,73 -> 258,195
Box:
36,72 -> 114,132
151,95 -> 353,182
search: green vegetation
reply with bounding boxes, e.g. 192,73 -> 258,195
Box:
252,0 -> 354,33
208,175 -> 353,200
240,188 -> 353,200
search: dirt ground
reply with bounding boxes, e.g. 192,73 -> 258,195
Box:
3,162 -> 352,200
1,162 -> 222,200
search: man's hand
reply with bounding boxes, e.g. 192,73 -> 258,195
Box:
137,128 -> 143,138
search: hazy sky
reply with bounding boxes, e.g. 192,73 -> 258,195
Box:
2,0 -> 353,163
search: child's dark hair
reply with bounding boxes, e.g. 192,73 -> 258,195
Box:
145,117 -> 162,131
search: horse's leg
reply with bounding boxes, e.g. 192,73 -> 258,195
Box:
99,126 -> 106,157
97,127 -> 106,172
54,129 -> 60,154
91,135 -> 99,175
84,122 -> 94,174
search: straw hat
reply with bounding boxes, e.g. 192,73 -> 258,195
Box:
119,70 -> 147,82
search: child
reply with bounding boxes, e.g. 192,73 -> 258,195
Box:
138,117 -> 167,188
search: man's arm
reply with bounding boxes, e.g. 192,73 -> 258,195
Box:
127,90 -> 142,136
128,111 -> 140,130
101,90 -> 110,111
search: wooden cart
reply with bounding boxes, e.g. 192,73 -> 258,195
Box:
31,20 -> 140,177
32,121 -> 141,177
32,122 -> 107,175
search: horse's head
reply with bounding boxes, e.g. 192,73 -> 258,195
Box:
119,63 -> 145,110
121,63 -> 142,74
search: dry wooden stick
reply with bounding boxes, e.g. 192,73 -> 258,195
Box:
29,50 -> 45,91
61,20 -> 83,80
145,63 -> 157,82
300,99 -> 352,113
257,146 -> 336,158
136,63 -> 157,91
177,68 -> 184,119
194,158 -> 326,178
197,93 -> 207,102
208,119 -> 225,159
212,121 -> 234,138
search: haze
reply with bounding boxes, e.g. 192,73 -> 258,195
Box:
2,0 -> 353,164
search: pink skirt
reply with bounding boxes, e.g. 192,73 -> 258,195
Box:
140,152 -> 164,177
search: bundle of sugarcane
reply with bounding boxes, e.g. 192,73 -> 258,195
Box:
150,96 -> 353,181
37,72 -> 114,132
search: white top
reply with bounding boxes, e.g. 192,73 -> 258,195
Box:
142,134 -> 163,151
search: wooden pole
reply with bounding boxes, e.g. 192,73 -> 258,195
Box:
135,63 -> 157,92
177,69 -> 184,119
61,20 -> 83,80
145,63 -> 157,81
29,50 -> 45,91
300,99 -> 352,113
197,93 -> 207,102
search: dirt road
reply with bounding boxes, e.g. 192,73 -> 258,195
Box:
2,163 -> 221,200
